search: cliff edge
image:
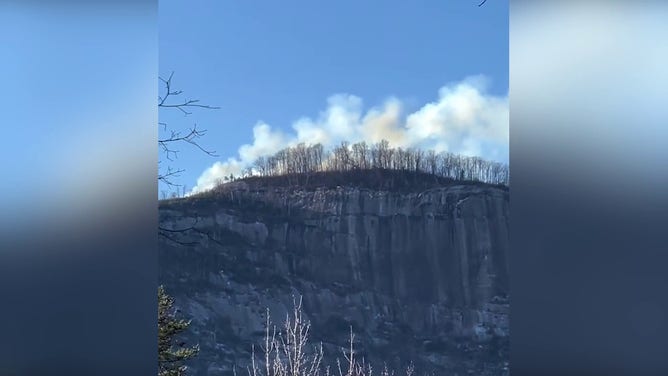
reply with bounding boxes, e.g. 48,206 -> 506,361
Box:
159,176 -> 509,376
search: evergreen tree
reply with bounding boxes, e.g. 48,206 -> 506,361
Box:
158,286 -> 199,376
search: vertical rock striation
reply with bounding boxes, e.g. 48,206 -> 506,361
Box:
159,182 -> 509,376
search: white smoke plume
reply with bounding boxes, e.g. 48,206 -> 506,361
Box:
190,75 -> 508,194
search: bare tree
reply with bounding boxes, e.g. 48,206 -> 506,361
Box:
158,72 -> 221,246
158,71 -> 219,193
248,298 -> 422,376
249,297 -> 324,376
425,150 -> 438,175
209,139 -> 509,192
351,142 -> 369,170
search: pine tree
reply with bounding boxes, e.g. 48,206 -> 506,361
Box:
158,285 -> 199,376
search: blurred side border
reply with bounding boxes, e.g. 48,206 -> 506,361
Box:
511,1 -> 668,375
0,1 -> 157,375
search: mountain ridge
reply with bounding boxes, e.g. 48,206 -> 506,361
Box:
159,174 -> 509,376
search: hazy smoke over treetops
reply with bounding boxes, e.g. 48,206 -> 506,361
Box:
190,75 -> 508,194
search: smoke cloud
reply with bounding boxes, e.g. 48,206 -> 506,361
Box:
190,75 -> 508,194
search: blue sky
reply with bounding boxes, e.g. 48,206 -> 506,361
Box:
160,0 -> 508,194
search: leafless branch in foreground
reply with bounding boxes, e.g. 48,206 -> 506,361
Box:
247,297 -> 421,376
159,71 -> 221,114
159,123 -> 218,162
158,71 -> 219,193
248,296 -> 324,376
158,217 -> 224,248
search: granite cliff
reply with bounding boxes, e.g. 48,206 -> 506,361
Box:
159,175 -> 509,376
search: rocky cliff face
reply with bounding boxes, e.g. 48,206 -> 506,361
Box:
159,182 -> 509,376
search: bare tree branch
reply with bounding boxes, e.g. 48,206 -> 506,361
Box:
158,71 -> 219,193
158,162 -> 186,188
158,71 -> 221,113
159,123 -> 218,161
158,216 -> 229,248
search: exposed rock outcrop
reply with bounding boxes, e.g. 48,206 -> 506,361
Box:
159,181 -> 509,376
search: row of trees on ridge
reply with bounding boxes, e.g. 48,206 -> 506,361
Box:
228,140 -> 509,186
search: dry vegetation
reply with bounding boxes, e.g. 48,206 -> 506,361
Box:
227,140 -> 508,187
177,140 -> 508,200
243,297 -> 416,376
